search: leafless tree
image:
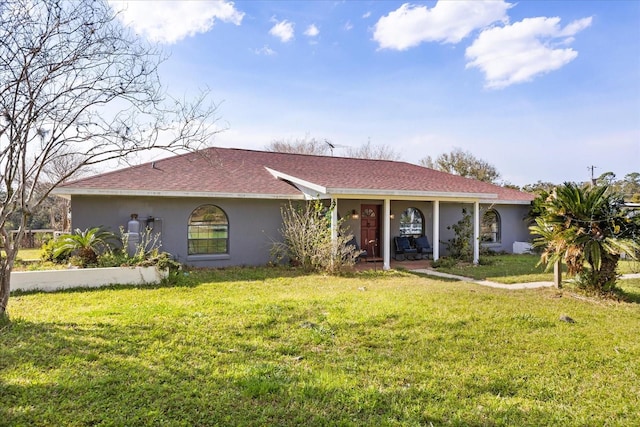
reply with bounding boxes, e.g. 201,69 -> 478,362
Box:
265,135 -> 331,155
41,153 -> 95,231
419,148 -> 500,183
345,141 -> 401,161
0,0 -> 220,315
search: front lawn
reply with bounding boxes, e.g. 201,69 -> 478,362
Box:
2,248 -> 41,261
433,254 -> 640,284
1,268 -> 639,426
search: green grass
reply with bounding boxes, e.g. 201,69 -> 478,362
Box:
434,254 -> 640,284
2,248 -> 42,261
2,267 -> 639,426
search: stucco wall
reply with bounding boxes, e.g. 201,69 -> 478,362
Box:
70,196 -> 532,267
70,195 -> 287,267
439,203 -> 531,255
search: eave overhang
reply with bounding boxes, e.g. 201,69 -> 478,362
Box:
51,187 -> 305,200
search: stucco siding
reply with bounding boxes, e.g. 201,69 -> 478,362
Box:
437,203 -> 531,256
69,195 -> 532,268
70,195 -> 286,267
484,204 -> 532,253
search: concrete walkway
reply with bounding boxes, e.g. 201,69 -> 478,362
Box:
411,269 -> 640,290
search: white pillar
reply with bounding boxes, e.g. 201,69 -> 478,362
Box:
383,198 -> 391,270
432,201 -> 440,261
330,199 -> 339,270
331,199 -> 338,242
473,201 -> 480,265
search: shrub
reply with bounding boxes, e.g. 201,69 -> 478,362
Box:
272,200 -> 361,274
53,227 -> 116,267
431,257 -> 457,269
445,208 -> 474,261
40,238 -> 68,263
97,227 -> 181,273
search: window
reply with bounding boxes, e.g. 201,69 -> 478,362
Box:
481,209 -> 500,243
188,205 -> 229,255
399,207 -> 424,237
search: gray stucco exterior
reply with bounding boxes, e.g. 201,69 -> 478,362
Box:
70,195 -> 532,267
58,148 -> 536,269
437,203 -> 531,255
70,195 -> 287,267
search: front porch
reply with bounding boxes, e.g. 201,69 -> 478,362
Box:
332,198 -> 487,271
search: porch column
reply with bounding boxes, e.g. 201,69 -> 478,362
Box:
383,198 -> 391,270
331,199 -> 338,242
432,200 -> 440,261
473,200 -> 480,264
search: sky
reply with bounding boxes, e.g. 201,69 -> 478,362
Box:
108,0 -> 640,187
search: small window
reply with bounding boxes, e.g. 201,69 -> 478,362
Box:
188,205 -> 229,255
399,207 -> 424,237
362,208 -> 376,218
481,209 -> 501,243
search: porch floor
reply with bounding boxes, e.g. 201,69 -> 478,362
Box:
353,257 -> 432,272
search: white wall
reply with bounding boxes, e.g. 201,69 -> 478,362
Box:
11,266 -> 167,292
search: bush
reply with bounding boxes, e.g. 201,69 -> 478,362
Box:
445,208 -> 473,261
431,257 -> 457,269
53,227 -> 116,267
40,238 -> 68,263
272,200 -> 362,274
38,226 -> 182,273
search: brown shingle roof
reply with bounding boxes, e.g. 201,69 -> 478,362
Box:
56,147 -> 534,203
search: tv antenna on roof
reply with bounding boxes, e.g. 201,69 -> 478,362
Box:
324,139 -> 348,156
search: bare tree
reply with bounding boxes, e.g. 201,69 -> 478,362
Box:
41,153 -> 95,231
419,148 -> 500,183
0,0 -> 220,315
345,140 -> 401,160
265,135 -> 331,155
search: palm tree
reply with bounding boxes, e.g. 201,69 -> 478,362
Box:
54,227 -> 116,267
530,183 -> 640,294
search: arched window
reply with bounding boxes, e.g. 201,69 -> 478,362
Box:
188,205 -> 229,255
481,209 -> 501,243
399,207 -> 424,237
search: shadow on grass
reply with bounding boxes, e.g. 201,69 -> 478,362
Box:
616,279 -> 640,304
0,318 -> 497,426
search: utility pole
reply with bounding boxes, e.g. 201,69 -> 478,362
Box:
588,165 -> 598,186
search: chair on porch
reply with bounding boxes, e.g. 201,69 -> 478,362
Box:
394,236 -> 418,261
414,235 -> 433,259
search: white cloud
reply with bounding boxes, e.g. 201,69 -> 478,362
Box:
304,24 -> 320,37
109,0 -> 244,44
269,19 -> 295,42
465,16 -> 592,89
344,20 -> 354,31
253,45 -> 276,56
362,11 -> 371,19
373,1 -> 511,50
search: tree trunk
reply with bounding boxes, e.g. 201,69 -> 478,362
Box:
598,255 -> 620,292
0,263 -> 11,316
554,261 -> 562,288
0,248 -> 18,316
0,229 -> 22,316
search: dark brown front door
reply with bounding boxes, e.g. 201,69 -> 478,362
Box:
360,204 -> 380,258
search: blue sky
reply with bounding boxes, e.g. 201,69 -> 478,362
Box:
109,0 -> 639,187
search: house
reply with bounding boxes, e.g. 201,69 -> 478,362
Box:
53,147 -> 535,269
